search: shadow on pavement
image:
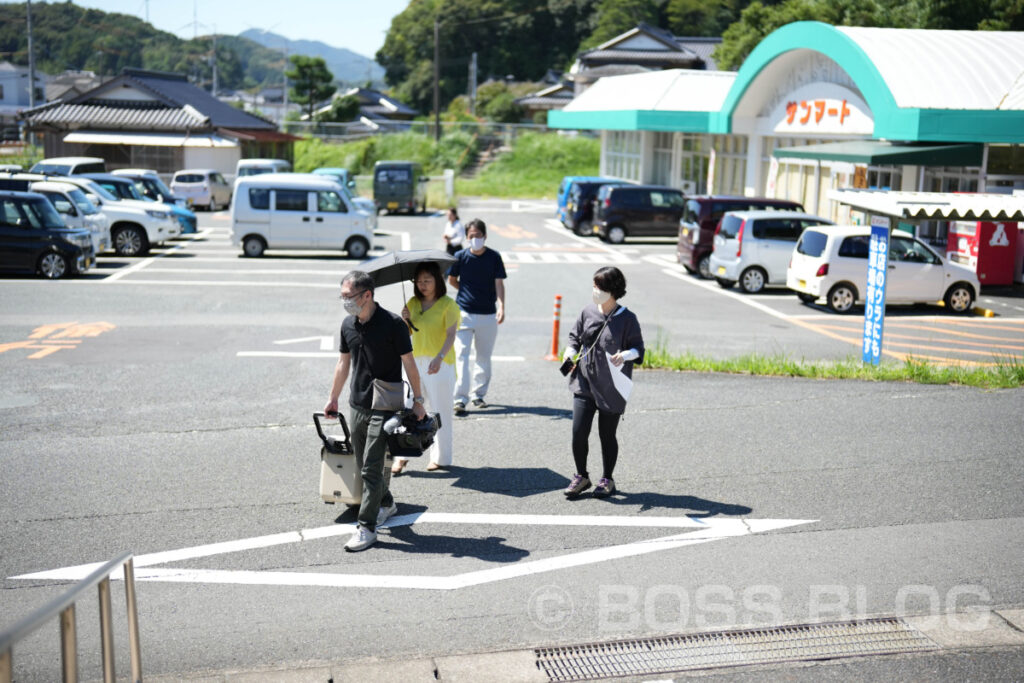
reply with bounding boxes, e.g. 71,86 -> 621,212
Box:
403,465 -> 569,498
455,404 -> 572,420
579,491 -> 754,517
334,502 -> 529,561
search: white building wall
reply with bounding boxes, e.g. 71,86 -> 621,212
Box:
184,146 -> 241,178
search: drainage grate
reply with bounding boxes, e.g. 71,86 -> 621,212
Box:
535,618 -> 938,681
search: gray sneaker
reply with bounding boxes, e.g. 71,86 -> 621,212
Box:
454,401 -> 466,416
344,525 -> 377,552
593,477 -> 616,498
471,398 -> 488,409
563,474 -> 591,497
377,501 -> 398,527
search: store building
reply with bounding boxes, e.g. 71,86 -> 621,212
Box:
549,22 -> 1024,253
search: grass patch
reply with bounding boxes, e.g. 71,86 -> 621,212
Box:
295,131 -> 479,176
639,342 -> 1024,389
457,132 -> 599,199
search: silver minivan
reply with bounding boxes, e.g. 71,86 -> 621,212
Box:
710,210 -> 833,293
231,174 -> 374,259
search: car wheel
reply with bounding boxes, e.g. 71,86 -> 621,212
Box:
242,236 -> 266,257
209,198 -> 218,212
827,283 -> 857,314
698,255 -> 712,280
797,292 -> 817,304
346,236 -> 370,260
38,252 -> 68,279
715,277 -> 735,289
944,283 -> 975,314
607,225 -> 626,244
114,226 -> 148,256
739,266 -> 767,294
574,220 -> 592,237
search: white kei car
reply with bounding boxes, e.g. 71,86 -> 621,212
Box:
787,225 -> 981,314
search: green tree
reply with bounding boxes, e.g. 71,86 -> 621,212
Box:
286,55 -> 337,120
666,0 -> 730,36
579,0 -> 659,51
316,93 -> 361,123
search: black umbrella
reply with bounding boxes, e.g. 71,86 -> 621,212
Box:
360,249 -> 457,288
360,249 -> 457,330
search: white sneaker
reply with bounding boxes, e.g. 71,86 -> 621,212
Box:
377,501 -> 399,527
344,525 -> 377,552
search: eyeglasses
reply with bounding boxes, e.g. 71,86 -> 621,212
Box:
339,289 -> 367,302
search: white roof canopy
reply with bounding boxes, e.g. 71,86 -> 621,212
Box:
63,131 -> 238,148
562,69 -> 736,113
829,189 -> 1024,221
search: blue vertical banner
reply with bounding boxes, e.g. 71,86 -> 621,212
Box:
862,216 -> 890,365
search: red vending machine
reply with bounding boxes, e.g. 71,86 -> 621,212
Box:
946,221 -> 1018,286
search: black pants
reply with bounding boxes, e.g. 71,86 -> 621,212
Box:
572,394 -> 621,480
446,243 -> 460,255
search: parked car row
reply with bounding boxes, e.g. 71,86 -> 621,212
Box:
557,175 -> 981,314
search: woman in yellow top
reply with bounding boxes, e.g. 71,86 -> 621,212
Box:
394,261 -> 461,473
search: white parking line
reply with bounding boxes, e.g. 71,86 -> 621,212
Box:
651,257 -> 794,322
103,240 -> 192,282
237,352 -> 526,359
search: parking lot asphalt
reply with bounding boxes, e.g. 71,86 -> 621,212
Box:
1,201 -> 1023,681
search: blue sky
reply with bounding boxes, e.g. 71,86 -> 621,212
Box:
57,0 -> 411,59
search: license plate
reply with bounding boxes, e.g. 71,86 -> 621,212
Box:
592,225 -> 600,234
387,202 -> 398,209
682,228 -> 689,238
798,279 -> 807,288
717,266 -> 726,275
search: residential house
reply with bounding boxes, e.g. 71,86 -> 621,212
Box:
0,61 -> 46,139
305,87 -> 418,133
20,68 -> 300,176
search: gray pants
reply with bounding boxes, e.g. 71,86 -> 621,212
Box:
453,310 -> 499,404
349,405 -> 394,531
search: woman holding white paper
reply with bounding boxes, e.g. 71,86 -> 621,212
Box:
562,267 -> 645,498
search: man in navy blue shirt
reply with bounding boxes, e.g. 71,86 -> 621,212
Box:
446,219 -> 507,414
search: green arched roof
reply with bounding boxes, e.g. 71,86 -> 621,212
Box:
711,21 -> 1024,142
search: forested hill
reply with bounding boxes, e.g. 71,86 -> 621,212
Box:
0,2 -> 367,91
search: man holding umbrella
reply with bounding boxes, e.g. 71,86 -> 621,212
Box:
324,271 -> 427,553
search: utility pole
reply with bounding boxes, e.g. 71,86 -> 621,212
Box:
469,52 -> 477,116
26,0 -> 36,108
211,30 -> 218,96
433,18 -> 440,142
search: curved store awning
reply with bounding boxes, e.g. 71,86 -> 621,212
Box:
62,131 -> 238,148
829,189 -> 1024,221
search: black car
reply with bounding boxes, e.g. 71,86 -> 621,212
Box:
565,179 -> 630,237
593,185 -> 686,243
0,190 -> 95,279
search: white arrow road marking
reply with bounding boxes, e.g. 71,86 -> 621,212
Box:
11,513 -> 814,590
273,336 -> 335,350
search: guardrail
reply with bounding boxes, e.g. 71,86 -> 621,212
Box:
0,551 -> 142,683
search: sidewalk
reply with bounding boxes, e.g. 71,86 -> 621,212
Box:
146,608 -> 1024,682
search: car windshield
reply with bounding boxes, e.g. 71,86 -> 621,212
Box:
683,200 -> 701,224
81,180 -> 117,201
798,230 -> 830,257
26,198 -> 66,229
175,174 -> 205,183
68,188 -> 98,215
103,181 -> 147,201
238,167 -> 271,177
31,163 -> 72,175
145,176 -> 174,198
718,214 -> 744,239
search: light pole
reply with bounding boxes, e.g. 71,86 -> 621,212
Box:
433,18 -> 440,142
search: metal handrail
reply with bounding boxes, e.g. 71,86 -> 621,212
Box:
0,551 -> 142,683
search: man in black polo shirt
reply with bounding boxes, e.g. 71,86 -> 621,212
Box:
325,271 -> 427,552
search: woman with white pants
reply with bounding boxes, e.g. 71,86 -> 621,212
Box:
394,261 -> 460,473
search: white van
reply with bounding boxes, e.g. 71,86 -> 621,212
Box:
231,174 -> 374,259
29,156 -> 106,176
236,158 -> 291,179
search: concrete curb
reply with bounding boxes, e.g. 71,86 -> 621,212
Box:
144,608 -> 1024,682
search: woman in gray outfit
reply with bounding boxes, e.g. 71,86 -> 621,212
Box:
562,267 -> 645,498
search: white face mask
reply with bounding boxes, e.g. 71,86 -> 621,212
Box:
341,292 -> 364,316
469,237 -> 485,251
592,287 -> 611,305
